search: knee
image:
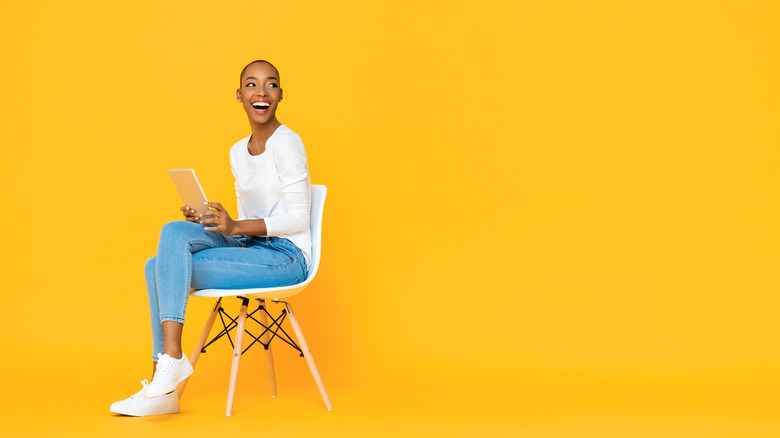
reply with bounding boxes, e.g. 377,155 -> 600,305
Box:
160,220 -> 201,241
145,256 -> 156,279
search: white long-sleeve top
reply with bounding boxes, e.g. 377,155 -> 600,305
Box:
229,125 -> 312,267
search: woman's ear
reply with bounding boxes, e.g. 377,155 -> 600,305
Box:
279,88 -> 283,102
236,88 -> 242,102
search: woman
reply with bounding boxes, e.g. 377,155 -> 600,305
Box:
110,60 -> 312,416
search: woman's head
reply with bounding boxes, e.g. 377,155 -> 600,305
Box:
239,60 -> 279,86
236,60 -> 283,125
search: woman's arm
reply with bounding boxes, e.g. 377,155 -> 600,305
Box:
200,202 -> 266,235
263,134 -> 311,235
203,131 -> 310,236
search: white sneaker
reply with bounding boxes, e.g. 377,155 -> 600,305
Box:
144,353 -> 194,398
109,380 -> 180,416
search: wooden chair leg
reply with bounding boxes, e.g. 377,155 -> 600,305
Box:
258,299 -> 278,397
285,303 -> 333,411
178,298 -> 222,399
226,298 -> 249,417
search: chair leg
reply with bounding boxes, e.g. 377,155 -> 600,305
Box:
226,297 -> 249,417
284,303 -> 333,411
178,298 -> 222,400
258,299 -> 278,397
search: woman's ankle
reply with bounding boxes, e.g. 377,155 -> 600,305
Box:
162,350 -> 183,360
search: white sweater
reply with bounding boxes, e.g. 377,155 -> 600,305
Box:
229,125 -> 312,267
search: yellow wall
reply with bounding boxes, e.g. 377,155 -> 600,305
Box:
1,0 -> 779,436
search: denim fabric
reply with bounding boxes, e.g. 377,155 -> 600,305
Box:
145,220 -> 307,360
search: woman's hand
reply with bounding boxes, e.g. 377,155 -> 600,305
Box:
180,205 -> 201,223
201,202 -> 237,235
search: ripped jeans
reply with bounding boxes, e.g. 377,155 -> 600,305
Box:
145,220 -> 307,360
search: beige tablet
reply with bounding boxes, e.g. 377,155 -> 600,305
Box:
169,169 -> 210,214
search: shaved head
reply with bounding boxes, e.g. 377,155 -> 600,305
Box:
240,60 -> 280,86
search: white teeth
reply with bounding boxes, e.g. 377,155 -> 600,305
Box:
252,102 -> 270,109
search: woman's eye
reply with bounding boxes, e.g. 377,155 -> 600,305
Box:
268,83 -> 278,88
246,83 -> 255,87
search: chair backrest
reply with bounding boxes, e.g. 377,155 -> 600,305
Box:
305,184 -> 327,283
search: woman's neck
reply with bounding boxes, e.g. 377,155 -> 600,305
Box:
247,118 -> 281,156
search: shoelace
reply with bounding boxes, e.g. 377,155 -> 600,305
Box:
130,379 -> 150,400
153,353 -> 173,380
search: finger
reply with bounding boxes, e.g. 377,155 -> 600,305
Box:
180,205 -> 192,212
205,201 -> 225,212
202,214 -> 223,224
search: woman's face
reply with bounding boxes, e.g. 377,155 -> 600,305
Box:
236,62 -> 283,125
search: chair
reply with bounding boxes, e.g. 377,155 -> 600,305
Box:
177,184 -> 332,416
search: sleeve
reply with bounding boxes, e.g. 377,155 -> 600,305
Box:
264,134 -> 311,236
235,181 -> 247,220
230,147 -> 247,220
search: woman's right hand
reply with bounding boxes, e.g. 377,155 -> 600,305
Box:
180,205 -> 201,223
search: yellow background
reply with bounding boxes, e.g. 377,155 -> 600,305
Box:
1,0 -> 779,436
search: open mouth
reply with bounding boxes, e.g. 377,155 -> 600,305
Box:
251,101 -> 271,112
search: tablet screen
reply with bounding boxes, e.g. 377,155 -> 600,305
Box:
169,169 -> 210,215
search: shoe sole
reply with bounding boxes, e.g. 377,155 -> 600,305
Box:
110,407 -> 180,416
110,394 -> 180,416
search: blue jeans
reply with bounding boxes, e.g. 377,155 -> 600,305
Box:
145,220 -> 307,360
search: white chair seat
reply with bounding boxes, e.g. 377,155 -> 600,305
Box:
189,282 -> 310,300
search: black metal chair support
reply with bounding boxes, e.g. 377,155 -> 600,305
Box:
200,297 -> 304,357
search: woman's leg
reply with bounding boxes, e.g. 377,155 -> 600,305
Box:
146,224 -> 306,366
146,258 -> 193,362
116,229 -> 307,411
145,256 -> 163,365
190,237 -> 307,290
147,221 -> 245,361
162,321 -> 184,359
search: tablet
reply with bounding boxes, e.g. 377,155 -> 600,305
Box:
169,169 -> 210,215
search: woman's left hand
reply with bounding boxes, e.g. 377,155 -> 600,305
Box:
201,202 -> 237,235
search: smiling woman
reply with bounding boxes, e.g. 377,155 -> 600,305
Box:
237,60 -> 284,156
109,60 -> 312,417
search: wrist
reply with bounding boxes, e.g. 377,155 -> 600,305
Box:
229,220 -> 242,236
